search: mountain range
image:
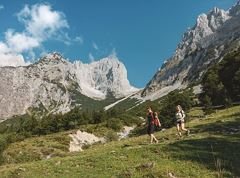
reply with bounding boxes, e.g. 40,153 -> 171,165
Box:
0,53 -> 138,119
1,2 -> 240,119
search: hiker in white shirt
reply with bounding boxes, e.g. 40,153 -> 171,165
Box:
176,105 -> 190,137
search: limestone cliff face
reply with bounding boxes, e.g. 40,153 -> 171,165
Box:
142,3 -> 240,98
0,53 -> 138,119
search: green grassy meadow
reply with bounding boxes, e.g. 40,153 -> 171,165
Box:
0,106 -> 239,178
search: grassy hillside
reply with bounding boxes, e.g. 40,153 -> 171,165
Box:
0,123 -> 117,165
71,90 -> 119,111
0,105 -> 239,177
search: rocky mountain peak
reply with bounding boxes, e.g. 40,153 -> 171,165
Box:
0,52 -> 138,119
37,52 -> 69,66
229,0 -> 240,16
73,54 -> 138,99
141,2 -> 240,100
237,0 -> 240,5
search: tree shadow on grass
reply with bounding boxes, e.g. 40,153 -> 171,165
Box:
164,116 -> 240,177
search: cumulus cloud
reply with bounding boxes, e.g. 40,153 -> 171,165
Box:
17,4 -> 69,40
0,53 -> 29,67
5,29 -> 40,53
0,3 -> 70,67
92,42 -> 99,50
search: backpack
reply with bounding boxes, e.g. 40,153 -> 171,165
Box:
154,118 -> 161,127
152,113 -> 161,127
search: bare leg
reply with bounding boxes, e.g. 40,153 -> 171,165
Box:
181,123 -> 190,135
177,124 -> 182,136
150,134 -> 158,143
150,134 -> 153,143
181,123 -> 188,131
151,134 -> 158,143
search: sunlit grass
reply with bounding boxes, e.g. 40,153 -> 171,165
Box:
0,105 -> 239,178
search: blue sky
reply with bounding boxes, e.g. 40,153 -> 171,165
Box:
0,0 -> 236,87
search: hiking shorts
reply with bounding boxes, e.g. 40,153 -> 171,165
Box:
176,119 -> 184,125
147,124 -> 155,135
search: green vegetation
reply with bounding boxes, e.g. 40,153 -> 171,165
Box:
127,88 -> 195,128
71,90 -> 118,111
0,123 -> 119,165
2,131 -> 71,164
201,48 -> 240,109
0,105 -> 239,177
0,59 -> 238,177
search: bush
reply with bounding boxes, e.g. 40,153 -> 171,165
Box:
118,114 -> 142,126
158,89 -> 194,127
106,118 -> 123,131
129,125 -> 146,137
105,131 -> 119,141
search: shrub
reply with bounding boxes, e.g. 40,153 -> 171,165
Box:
105,131 -> 119,141
106,118 -> 123,131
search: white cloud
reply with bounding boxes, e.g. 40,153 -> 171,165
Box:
88,53 -> 95,62
74,36 -> 83,44
0,42 -> 28,67
0,42 -> 9,53
5,29 -> 40,53
0,5 -> 4,10
17,3 -> 69,40
0,53 -> 25,67
92,42 -> 99,50
0,3 -> 70,67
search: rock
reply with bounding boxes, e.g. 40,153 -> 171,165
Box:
46,154 -> 52,159
117,126 -> 135,139
0,52 -> 139,119
69,130 -> 105,152
168,172 -> 177,178
141,3 -> 240,100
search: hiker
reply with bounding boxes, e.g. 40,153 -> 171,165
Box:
146,107 -> 158,144
175,105 -> 190,137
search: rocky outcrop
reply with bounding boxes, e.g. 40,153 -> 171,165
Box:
0,53 -> 138,119
69,130 -> 105,152
142,2 -> 240,99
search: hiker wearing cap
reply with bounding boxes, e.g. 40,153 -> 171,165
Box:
176,105 -> 190,137
146,107 -> 159,144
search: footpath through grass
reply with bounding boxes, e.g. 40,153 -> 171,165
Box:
0,106 -> 239,178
